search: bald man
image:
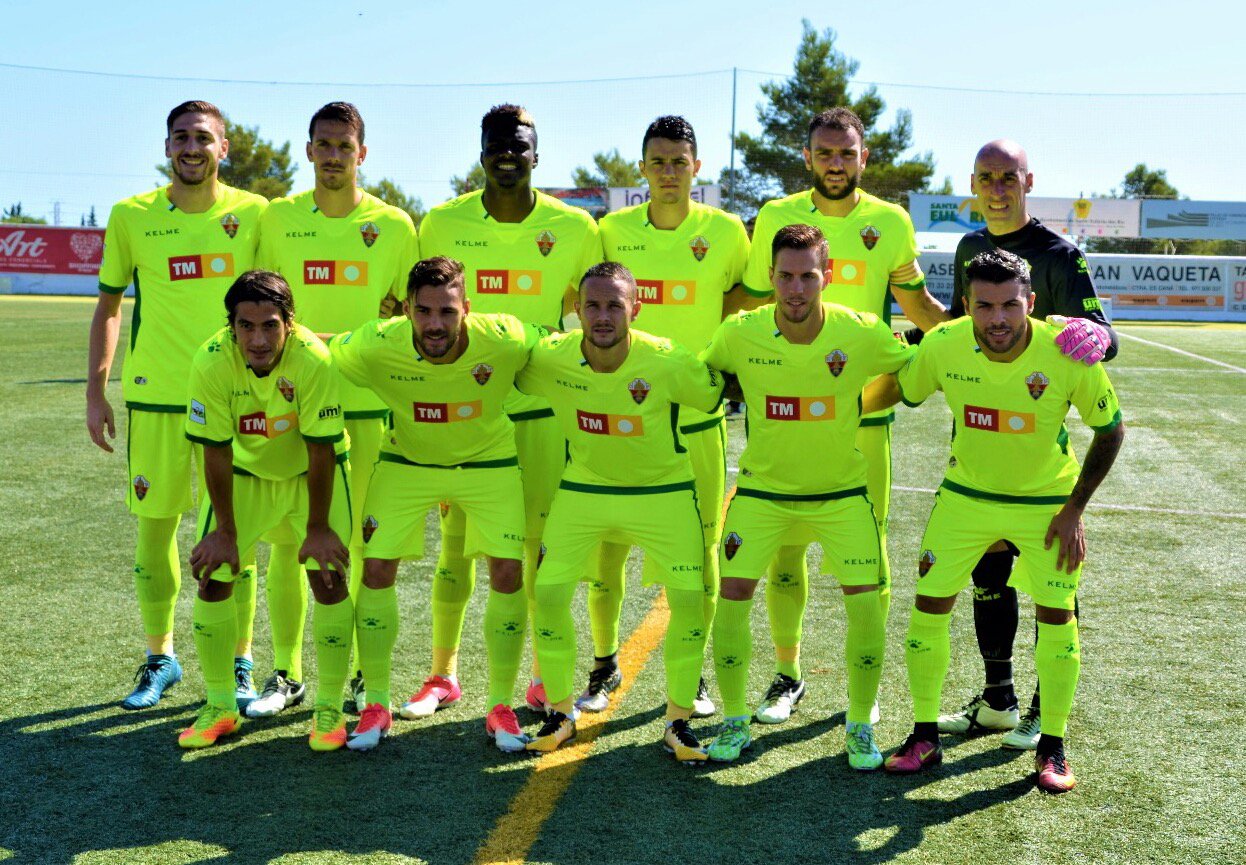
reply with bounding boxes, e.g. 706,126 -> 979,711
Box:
934,139 -> 1117,750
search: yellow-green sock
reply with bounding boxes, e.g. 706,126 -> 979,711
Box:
589,542 -> 629,657
713,597 -> 753,718
266,543 -> 307,681
194,593 -> 238,711
905,608 -> 952,723
233,559 -> 258,656
483,587 -> 528,707
665,587 -> 707,709
356,584 -> 398,707
313,596 -> 354,709
767,545 -> 808,679
843,591 -> 885,723
1035,620 -> 1080,737
431,532 -> 474,678
533,581 -> 577,705
134,515 -> 180,640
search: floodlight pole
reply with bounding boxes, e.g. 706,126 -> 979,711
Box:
728,67 -> 738,213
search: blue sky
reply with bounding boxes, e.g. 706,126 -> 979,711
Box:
3,0 -> 1244,224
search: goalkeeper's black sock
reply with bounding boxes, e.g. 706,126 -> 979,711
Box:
971,550 -> 1019,711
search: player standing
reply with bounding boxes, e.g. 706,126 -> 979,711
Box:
517,263 -> 724,760
415,105 -> 602,716
584,115 -> 750,715
180,271 -> 353,750
87,101 -> 267,711
255,102 -> 419,717
741,107 -> 946,723
873,250 -> 1124,793
328,257 -> 541,753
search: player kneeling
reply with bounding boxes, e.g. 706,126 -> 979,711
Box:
180,271 -> 354,751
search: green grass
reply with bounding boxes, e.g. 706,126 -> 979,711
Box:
1,296 -> 1243,864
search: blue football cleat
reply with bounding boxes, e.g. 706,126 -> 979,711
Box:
120,654 -> 183,710
234,657 -> 258,711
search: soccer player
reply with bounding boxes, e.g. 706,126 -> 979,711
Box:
416,104 -> 602,715
740,107 -> 946,723
255,102 -> 419,718
585,115 -> 750,716
873,249 -> 1124,793
327,257 -> 541,753
933,139 -> 1118,748
180,271 -> 353,750
702,224 -> 914,770
517,262 -> 724,761
87,101 -> 267,711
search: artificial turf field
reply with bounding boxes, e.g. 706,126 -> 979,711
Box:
1,295 -> 1243,865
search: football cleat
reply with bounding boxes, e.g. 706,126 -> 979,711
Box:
178,704 -> 241,749
663,719 -> 707,763
399,675 -> 462,719
246,670 -> 306,718
485,704 -> 531,753
691,676 -> 716,718
346,703 -> 392,751
1035,745 -> 1077,793
525,679 -> 549,714
845,721 -> 883,771
574,665 -> 623,713
883,733 -> 943,774
707,717 -> 752,763
343,671 -> 366,715
937,692 -> 1019,735
120,654 -> 182,710
1002,706 -> 1042,750
308,706 -> 348,752
526,711 -> 576,753
234,657 -> 257,712
755,673 -> 805,724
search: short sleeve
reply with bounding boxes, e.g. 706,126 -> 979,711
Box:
742,205 -> 777,297
514,344 -> 547,397
862,313 -> 917,376
573,220 -> 605,291
700,317 -> 738,374
98,204 -> 133,293
186,352 -> 233,446
395,218 -> 420,298
668,344 -> 724,414
1069,363 -> 1122,433
950,241 -> 969,319
327,328 -> 371,388
298,346 -> 345,444
895,338 -> 942,407
727,218 -> 750,291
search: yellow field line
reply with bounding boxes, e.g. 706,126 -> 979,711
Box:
472,591 -> 671,865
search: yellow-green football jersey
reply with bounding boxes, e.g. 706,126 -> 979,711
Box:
99,184 -> 267,409
516,329 -> 723,488
703,303 -> 913,497
257,189 -> 420,417
599,200 -> 749,428
185,323 -> 346,481
743,189 -> 919,321
897,317 -> 1122,502
329,313 -> 540,466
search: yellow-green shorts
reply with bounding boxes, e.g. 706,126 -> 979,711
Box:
682,417 -> 727,545
539,481 -> 704,592
126,408 -> 201,517
720,488 -> 882,587
855,421 -> 892,526
364,454 -> 525,562
917,487 -> 1080,610
345,416 -> 384,549
195,457 -> 353,582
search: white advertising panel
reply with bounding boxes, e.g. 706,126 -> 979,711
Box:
1140,200 -> 1246,240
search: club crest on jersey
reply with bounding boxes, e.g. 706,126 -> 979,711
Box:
825,349 -> 848,377
1026,371 -> 1049,400
689,235 -> 710,261
628,377 -> 651,404
724,531 -> 743,561
536,230 -> 556,257
362,515 -> 378,543
860,225 -> 880,251
132,475 -> 150,501
918,549 -> 936,576
220,213 -> 239,239
360,221 -> 379,248
472,363 -> 494,385
277,376 -> 295,403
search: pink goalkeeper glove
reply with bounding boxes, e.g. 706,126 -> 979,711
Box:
1050,316 -> 1109,365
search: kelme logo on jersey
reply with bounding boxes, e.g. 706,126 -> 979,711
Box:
826,349 -> 847,377
477,270 -> 542,295
413,400 -> 483,423
964,404 -> 1035,434
636,279 -> 695,305
689,235 -> 710,261
472,363 -> 494,385
918,549 -> 936,577
360,221 -> 379,248
304,260 -> 369,286
168,253 -> 235,281
627,378 -> 650,404
827,258 -> 867,286
239,411 -> 298,438
860,225 -> 881,250
277,376 -> 295,403
535,230 -> 556,257
764,396 -> 835,421
724,531 -> 743,561
132,475 -> 150,501
1026,371 -> 1049,400
576,410 -> 643,437
220,213 -> 239,239
362,515 -> 378,543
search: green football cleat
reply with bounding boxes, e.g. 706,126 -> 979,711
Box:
845,721 -> 883,771
707,717 -> 753,763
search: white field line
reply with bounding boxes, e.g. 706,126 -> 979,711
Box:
1118,331 -> 1246,374
1109,366 -> 1239,374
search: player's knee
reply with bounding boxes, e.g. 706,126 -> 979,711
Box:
1035,605 -> 1074,626
198,577 -> 233,602
307,571 -> 349,605
488,557 -> 523,594
363,557 -> 398,589
720,577 -> 758,602
841,583 -> 877,596
914,593 -> 956,614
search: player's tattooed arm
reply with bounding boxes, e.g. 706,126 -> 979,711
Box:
1045,421 -> 1126,572
301,440 -> 350,585
86,291 -> 125,452
190,444 -> 240,580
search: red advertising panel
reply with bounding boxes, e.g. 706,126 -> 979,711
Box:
0,225 -> 104,275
